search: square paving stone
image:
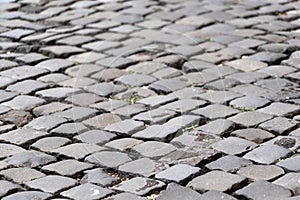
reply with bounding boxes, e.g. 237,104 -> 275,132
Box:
211,137 -> 258,155
50,122 -> 88,137
82,40 -> 120,52
115,73 -> 156,87
42,160 -> 93,176
81,168 -> 119,187
2,191 -> 51,200
230,128 -> 274,144
36,87 -> 81,100
37,73 -> 70,84
91,68 -> 126,82
225,58 -> 268,72
2,95 -> 46,111
103,193 -> 147,200
119,158 -> 165,177
259,117 -> 297,135
226,72 -> 269,84
112,104 -> 147,118
25,115 -> 67,131
35,59 -> 73,72
58,77 -> 97,88
0,143 -> 25,159
273,173 -> 300,194
243,144 -> 291,164
197,119 -> 235,136
0,167 -> 45,184
85,151 -> 132,168
30,137 -> 71,152
136,95 -> 177,108
187,170 -> 246,193
74,130 -> 116,145
104,138 -> 143,151
104,119 -> 144,136
26,175 -> 77,194
199,190 -> 237,200
168,87 -> 205,99
157,183 -> 202,200
277,155 -> 300,172
133,108 -> 177,124
61,183 -> 114,200
51,143 -> 104,160
257,102 -> 300,117
229,96 -> 270,110
0,28 -> 34,40
40,45 -> 85,58
127,61 -> 167,75
199,91 -> 242,104
258,65 -> 297,77
65,64 -> 104,77
161,99 -> 207,114
132,124 -> 179,142
0,59 -> 18,71
7,79 -> 48,94
0,180 -> 21,198
90,100 -> 128,112
192,104 -> 239,120
96,56 -> 135,69
16,53 -> 47,65
206,155 -> 252,173
155,164 -> 200,183
53,107 -> 98,122
82,113 -> 121,129
113,177 -> 165,196
236,180 -> 292,200
263,136 -> 300,150
57,35 -> 94,46
133,141 -> 177,160
149,79 -> 190,93
238,165 -> 284,181
68,51 -> 106,64
85,82 -> 126,97
228,112 -> 273,127
4,150 -> 56,167
65,92 -> 104,107
0,128 -> 48,146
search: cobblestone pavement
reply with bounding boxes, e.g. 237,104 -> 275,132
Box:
0,0 -> 300,199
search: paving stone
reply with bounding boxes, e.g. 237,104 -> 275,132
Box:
104,138 -> 143,151
7,79 -> 48,94
0,128 -> 48,146
92,68 -> 126,82
257,102 -> 300,117
36,87 -> 81,100
133,108 -> 177,124
83,113 -> 121,129
31,137 -> 71,152
192,104 -> 239,120
0,180 -> 20,198
243,144 -> 291,164
68,51 -> 106,64
2,95 -> 45,111
26,175 -> 76,194
155,164 -> 200,183
226,72 -> 269,84
42,160 -> 93,176
204,78 -> 240,90
82,40 -> 120,52
0,28 -> 34,40
132,141 -> 176,160
0,143 -> 25,159
225,58 -> 268,72
58,77 -> 97,88
40,45 -> 85,58
16,53 -> 47,64
132,124 -> 179,142
96,56 -> 135,69
74,130 -> 116,145
113,177 -> 165,196
136,95 -> 177,108
90,100 -> 128,112
35,59 -> 73,72
199,91 -> 242,104
85,82 -> 126,97
0,161 -> 9,170
230,96 -> 270,110
26,115 -> 67,131
228,112 -> 273,127
37,73 -> 70,84
231,128 -> 275,144
52,143 -> 104,160
32,102 -> 72,116
50,122 -> 88,137
165,115 -> 202,132
2,191 -> 51,200
53,107 -> 98,122
104,119 -> 144,136
238,164 -> 284,181
187,170 -> 246,192
0,110 -> 31,126
151,67 -> 184,79
161,99 -> 207,114
157,183 -> 202,200
206,155 -> 252,173
65,93 -> 104,106
277,155 -> 300,172
119,158 -> 165,177
264,136 -> 300,150
0,59 -> 18,71
197,119 -> 234,136
65,64 -> 104,77
112,104 -> 147,118
212,137 -> 257,155
85,151 -> 131,168
0,90 -> 17,103
255,78 -> 297,92
61,183 -> 114,200
127,61 -> 167,75
115,73 -> 156,87
236,180 -> 292,200
168,87 -> 204,99
199,190 -> 237,200
104,193 -> 147,200
149,79 -> 190,93
259,117 -> 297,135
258,65 -> 297,77
0,167 -> 45,184
274,173 -> 300,194
249,52 -> 287,64
81,168 -> 119,187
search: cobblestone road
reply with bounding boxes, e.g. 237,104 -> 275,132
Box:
0,0 -> 300,199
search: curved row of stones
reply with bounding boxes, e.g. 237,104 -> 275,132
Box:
0,0 -> 300,199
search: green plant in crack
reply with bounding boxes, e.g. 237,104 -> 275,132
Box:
237,107 -> 257,112
182,124 -> 196,133
129,95 -> 142,104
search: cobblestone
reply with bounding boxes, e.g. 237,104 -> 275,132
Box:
0,0 -> 300,199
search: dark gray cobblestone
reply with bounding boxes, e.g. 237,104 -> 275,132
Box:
0,0 -> 300,199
